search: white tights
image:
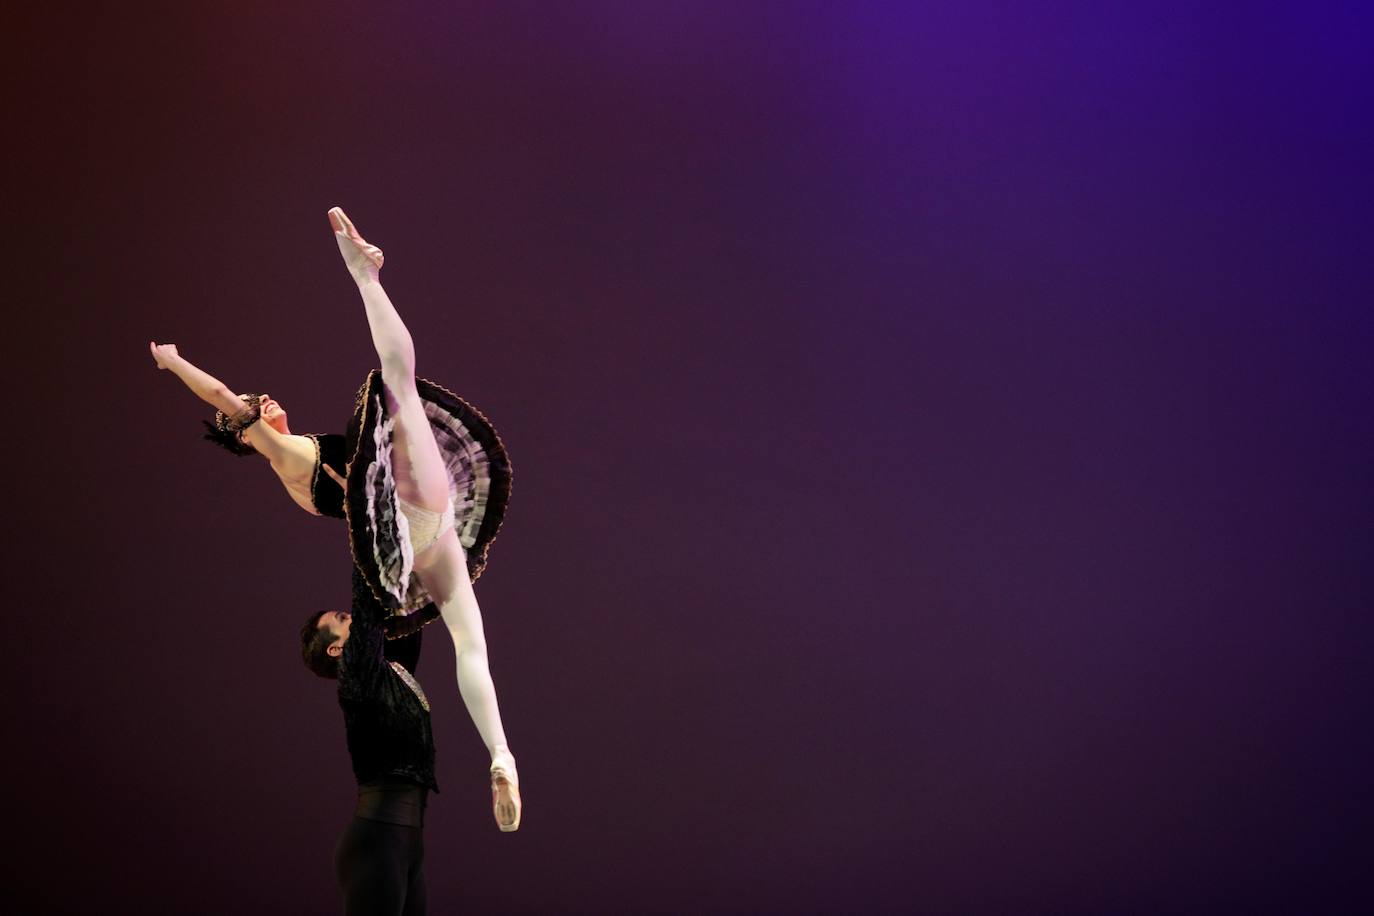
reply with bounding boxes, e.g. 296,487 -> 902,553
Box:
355,272 -> 513,769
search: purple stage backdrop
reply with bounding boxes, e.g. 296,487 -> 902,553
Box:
8,2 -> 1373,913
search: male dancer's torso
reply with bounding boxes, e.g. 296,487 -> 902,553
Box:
339,566 -> 439,793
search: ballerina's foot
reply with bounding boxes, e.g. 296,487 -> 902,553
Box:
327,206 -> 384,282
490,757 -> 522,832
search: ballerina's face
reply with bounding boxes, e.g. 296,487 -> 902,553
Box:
317,610 -> 352,656
235,393 -> 291,449
260,394 -> 289,431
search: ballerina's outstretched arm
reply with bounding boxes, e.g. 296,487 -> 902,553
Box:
149,343 -> 248,416
148,342 -> 306,481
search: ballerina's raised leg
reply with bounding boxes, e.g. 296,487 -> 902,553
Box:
330,206 -> 521,832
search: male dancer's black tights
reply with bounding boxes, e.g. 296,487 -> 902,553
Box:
335,780 -> 428,916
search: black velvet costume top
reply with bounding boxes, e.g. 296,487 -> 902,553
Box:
338,565 -> 439,792
307,434 -> 349,519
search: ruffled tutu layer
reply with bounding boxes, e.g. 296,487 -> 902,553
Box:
336,370 -> 513,637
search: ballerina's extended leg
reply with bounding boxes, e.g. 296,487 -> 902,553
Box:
331,206 -> 522,832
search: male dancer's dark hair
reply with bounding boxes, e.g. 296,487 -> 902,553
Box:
301,611 -> 341,679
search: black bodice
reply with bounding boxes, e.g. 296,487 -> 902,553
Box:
309,433 -> 349,519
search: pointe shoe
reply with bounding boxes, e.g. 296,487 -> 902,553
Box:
490,757 -> 522,832
327,206 -> 384,280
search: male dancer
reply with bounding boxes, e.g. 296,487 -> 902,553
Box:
302,567 -> 439,915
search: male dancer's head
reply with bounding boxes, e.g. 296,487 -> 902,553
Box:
300,610 -> 352,679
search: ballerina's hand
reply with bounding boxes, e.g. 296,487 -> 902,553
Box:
324,464 -> 348,489
149,341 -> 179,369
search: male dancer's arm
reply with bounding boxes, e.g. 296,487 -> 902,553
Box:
338,569 -> 393,702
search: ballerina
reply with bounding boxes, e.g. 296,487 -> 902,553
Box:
150,207 -> 521,832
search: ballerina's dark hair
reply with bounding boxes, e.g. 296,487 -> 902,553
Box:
201,394 -> 262,457
201,419 -> 257,457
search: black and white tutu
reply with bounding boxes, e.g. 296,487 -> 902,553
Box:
308,370 -> 513,638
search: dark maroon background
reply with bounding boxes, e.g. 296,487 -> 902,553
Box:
8,2 -> 1372,913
